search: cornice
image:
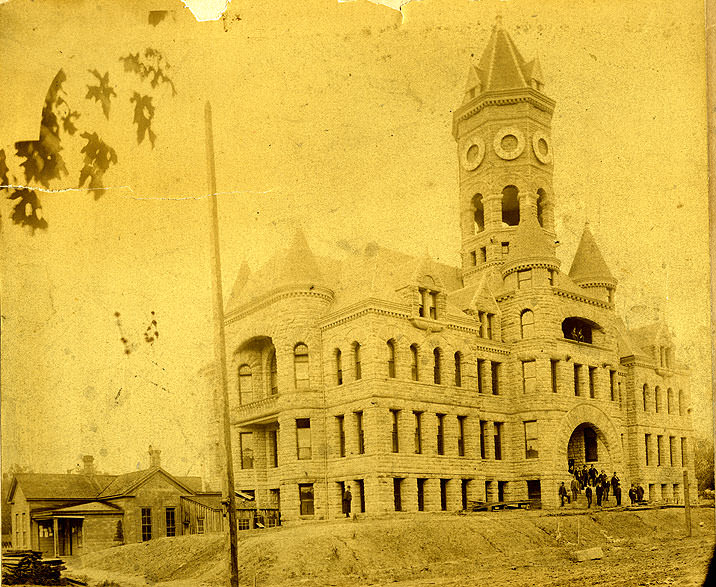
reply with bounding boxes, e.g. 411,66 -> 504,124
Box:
225,285 -> 334,325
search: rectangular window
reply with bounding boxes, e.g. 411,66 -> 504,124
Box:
458,416 -> 466,457
480,246 -> 487,263
391,409 -> 400,453
417,478 -> 426,511
502,242 -> 509,256
238,519 -> 250,531
657,435 -> 663,466
355,479 -> 365,513
522,360 -> 536,394
681,437 -> 687,466
517,269 -> 532,289
493,422 -> 503,460
165,508 -> 176,537
573,364 -> 581,396
411,346 -> 419,381
296,418 -> 312,460
486,314 -> 493,340
480,420 -> 487,459
524,420 -> 538,459
477,359 -> 484,393
440,479 -> 448,511
414,411 -> 422,454
268,429 -> 278,468
197,518 -> 205,534
551,360 -> 558,393
393,478 -> 402,511
141,508 -> 152,541
437,414 -> 445,455
470,250 -> 477,266
588,366 -> 596,398
429,292 -> 438,319
336,351 -> 343,385
609,370 -> 616,401
454,354 -> 462,387
491,362 -> 500,395
239,432 -> 254,469
548,270 -> 555,286
337,415 -> 346,458
477,311 -> 485,337
669,436 -> 675,467
645,434 -> 651,466
299,484 -> 314,516
356,411 -> 365,455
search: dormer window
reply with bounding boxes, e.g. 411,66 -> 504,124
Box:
562,317 -> 595,344
419,288 -> 438,319
502,242 -> 510,256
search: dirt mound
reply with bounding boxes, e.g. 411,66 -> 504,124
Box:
71,507 -> 714,586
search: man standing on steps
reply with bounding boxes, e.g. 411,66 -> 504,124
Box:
570,476 -> 579,505
343,485 -> 352,518
636,484 -> 645,503
596,482 -> 603,507
559,482 -> 569,506
585,485 -> 593,508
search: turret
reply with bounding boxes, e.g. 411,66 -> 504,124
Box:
454,17 -> 557,287
569,222 -> 617,305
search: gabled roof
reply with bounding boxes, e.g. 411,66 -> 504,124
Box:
97,468 -> 199,499
40,501 -> 123,515
8,473 -> 116,502
628,322 -> 671,351
569,223 -> 616,286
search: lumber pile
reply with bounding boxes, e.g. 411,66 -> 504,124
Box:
1,549 -> 66,585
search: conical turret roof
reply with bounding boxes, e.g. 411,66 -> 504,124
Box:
502,212 -> 559,275
569,223 -> 616,286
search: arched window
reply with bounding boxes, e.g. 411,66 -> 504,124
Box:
269,351 -> 278,395
667,388 -> 674,414
294,343 -> 309,390
520,309 -> 535,338
678,390 -> 685,416
410,344 -> 419,381
536,188 -> 547,227
472,193 -> 484,233
562,317 -> 595,344
642,384 -> 649,411
454,352 -> 462,387
387,340 -> 396,378
238,364 -> 252,405
655,386 -> 661,413
501,185 -> 520,226
353,342 -> 362,380
433,348 -> 442,385
336,349 -> 343,385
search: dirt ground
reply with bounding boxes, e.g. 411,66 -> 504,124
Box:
63,506 -> 715,587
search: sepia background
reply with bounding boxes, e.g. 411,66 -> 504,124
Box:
0,0 -> 710,479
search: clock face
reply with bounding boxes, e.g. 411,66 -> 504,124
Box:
532,130 -> 553,164
493,127 -> 525,160
460,135 -> 485,171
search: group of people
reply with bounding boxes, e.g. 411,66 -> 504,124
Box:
559,464 -> 623,508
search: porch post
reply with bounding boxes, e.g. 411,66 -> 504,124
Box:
52,518 -> 59,558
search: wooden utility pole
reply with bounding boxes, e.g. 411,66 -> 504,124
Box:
205,100 -> 240,587
683,470 -> 692,537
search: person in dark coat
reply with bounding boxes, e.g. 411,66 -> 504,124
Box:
628,484 -> 637,505
570,477 -> 579,504
636,484 -> 645,502
589,465 -> 598,486
596,482 -> 603,506
614,482 -> 622,506
585,485 -> 593,508
601,471 -> 610,501
559,482 -> 569,506
611,472 -> 620,495
343,486 -> 352,517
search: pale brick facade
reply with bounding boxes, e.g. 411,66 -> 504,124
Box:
214,21 -> 697,522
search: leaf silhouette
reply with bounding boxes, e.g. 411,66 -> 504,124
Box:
129,92 -> 156,147
79,132 -> 118,199
120,48 -> 176,96
85,70 -> 117,119
9,188 -> 48,232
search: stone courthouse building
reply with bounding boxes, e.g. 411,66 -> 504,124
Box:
209,20 -> 697,521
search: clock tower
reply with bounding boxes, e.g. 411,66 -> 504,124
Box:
453,17 -> 557,286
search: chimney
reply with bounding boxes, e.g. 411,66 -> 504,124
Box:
82,455 -> 95,476
148,445 -> 161,469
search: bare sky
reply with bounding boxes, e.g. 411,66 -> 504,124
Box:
0,0 -> 710,477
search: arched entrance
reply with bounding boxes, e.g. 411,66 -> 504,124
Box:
567,423 -> 612,474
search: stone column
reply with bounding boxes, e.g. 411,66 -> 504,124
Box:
485,421 -> 495,460
446,479 -> 462,511
518,190 -> 537,223
424,413 -> 439,456
402,477 -> 419,512
423,478 -> 441,512
485,193 -> 503,230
